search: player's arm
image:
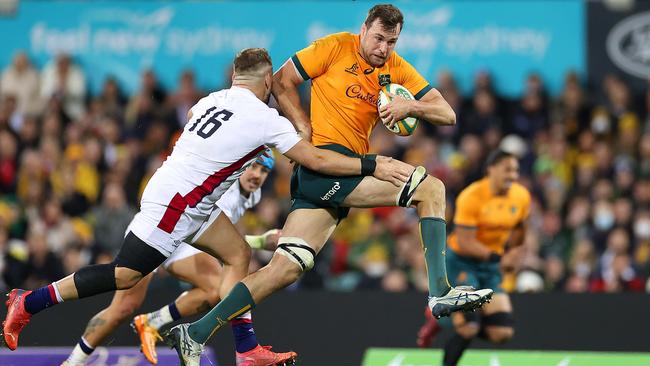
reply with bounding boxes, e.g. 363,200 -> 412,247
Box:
283,140 -> 411,186
508,220 -> 527,248
380,87 -> 456,127
501,220 -> 528,272
455,226 -> 497,262
272,59 -> 312,141
409,88 -> 456,125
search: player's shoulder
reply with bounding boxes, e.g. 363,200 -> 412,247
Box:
309,32 -> 355,54
387,48 -> 412,69
458,179 -> 487,202
509,182 -> 532,203
317,31 -> 355,45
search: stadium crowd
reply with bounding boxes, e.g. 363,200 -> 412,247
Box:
0,51 -> 649,295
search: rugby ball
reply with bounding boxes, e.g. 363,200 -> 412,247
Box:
377,83 -> 418,136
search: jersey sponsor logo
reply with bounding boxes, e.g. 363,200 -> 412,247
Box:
364,67 -> 375,75
378,73 -> 391,86
345,84 -> 378,106
345,62 -> 359,75
320,181 -> 341,201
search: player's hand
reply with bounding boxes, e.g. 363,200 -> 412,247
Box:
379,92 -> 413,127
373,155 -> 413,187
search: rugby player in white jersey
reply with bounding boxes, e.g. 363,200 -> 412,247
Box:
62,152 -> 298,366
2,48 -> 412,358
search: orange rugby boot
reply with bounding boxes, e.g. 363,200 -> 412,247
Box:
131,314 -> 162,364
2,289 -> 33,350
236,344 -> 298,366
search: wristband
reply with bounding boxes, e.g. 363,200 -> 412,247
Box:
487,252 -> 502,263
360,156 -> 376,175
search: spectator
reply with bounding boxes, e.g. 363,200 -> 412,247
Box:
0,51 -> 41,117
90,182 -> 136,256
40,54 -> 87,120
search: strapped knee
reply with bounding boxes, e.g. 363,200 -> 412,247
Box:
74,263 -> 117,298
397,166 -> 428,207
482,312 -> 515,327
275,237 -> 316,272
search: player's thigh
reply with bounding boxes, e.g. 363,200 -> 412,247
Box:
107,272 -> 154,315
166,252 -> 222,288
192,211 -> 250,264
342,175 -> 403,207
280,208 -> 339,254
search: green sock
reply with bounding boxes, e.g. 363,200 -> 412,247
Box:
420,217 -> 451,297
188,282 -> 255,344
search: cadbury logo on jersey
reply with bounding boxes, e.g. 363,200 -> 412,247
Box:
345,84 -> 377,106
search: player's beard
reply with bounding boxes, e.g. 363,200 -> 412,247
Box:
369,54 -> 387,67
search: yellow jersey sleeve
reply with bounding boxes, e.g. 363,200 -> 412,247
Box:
454,189 -> 481,228
292,33 -> 343,80
392,54 -> 432,100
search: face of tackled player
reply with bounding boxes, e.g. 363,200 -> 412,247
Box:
360,19 -> 401,67
489,157 -> 520,194
239,162 -> 271,194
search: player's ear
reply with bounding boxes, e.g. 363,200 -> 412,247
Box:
360,22 -> 367,37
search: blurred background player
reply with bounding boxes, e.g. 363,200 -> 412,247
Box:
416,149 -> 530,366
62,152 -> 298,366
163,5 -> 492,365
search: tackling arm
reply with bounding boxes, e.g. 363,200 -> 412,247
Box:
283,140 -> 411,186
272,59 -> 313,141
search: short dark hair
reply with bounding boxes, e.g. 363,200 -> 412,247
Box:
233,48 -> 272,75
486,149 -> 517,167
364,4 -> 404,31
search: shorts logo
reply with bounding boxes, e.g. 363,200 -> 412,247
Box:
320,181 -> 341,201
345,62 -> 359,76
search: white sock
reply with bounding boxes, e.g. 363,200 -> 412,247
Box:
147,306 -> 174,330
65,338 -> 93,365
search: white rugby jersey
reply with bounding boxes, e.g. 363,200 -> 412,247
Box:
140,86 -> 300,234
218,178 -> 261,224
